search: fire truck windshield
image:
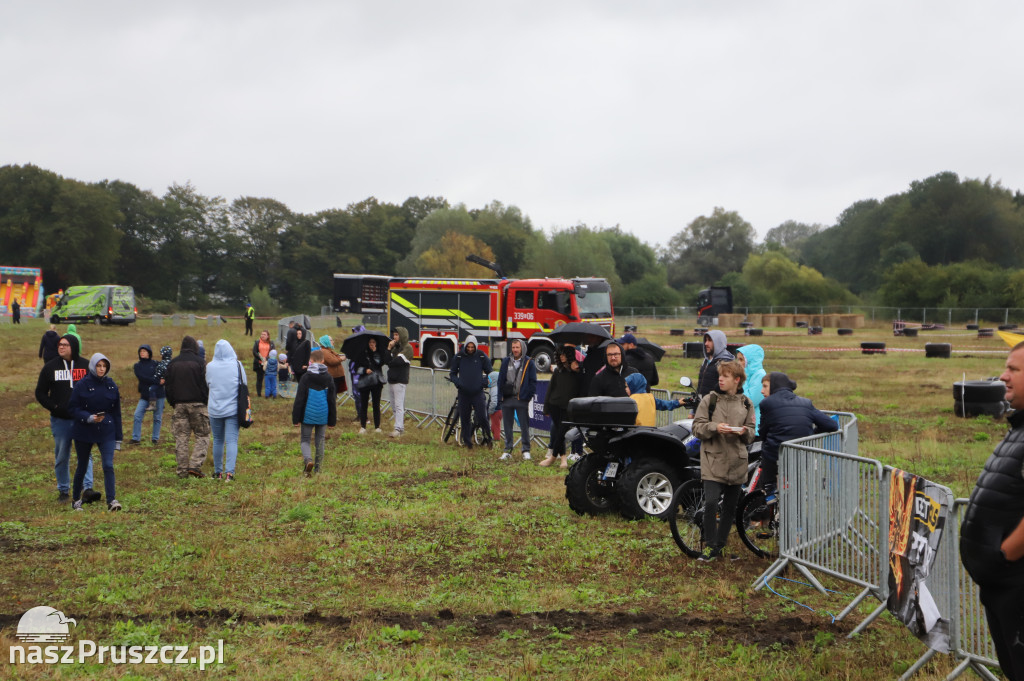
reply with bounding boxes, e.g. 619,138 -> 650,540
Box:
577,290 -> 612,319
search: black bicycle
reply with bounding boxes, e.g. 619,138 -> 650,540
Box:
440,380 -> 493,448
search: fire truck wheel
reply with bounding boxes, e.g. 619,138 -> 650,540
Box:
530,346 -> 554,373
424,343 -> 452,370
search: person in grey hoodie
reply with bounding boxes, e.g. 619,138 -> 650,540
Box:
696,329 -> 734,399
206,339 -> 245,481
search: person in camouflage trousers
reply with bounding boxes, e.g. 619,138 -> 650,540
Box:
164,337 -> 210,477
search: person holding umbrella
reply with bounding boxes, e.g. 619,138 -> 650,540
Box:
342,330 -> 390,435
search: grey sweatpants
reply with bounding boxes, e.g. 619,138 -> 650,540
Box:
300,423 -> 326,472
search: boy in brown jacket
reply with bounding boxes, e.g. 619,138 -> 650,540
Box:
692,359 -> 756,562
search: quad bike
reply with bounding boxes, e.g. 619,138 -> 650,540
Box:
564,378 -> 702,521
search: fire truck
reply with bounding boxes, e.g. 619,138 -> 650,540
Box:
333,259 -> 614,371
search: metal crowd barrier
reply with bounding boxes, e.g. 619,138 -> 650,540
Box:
752,412 -> 1003,680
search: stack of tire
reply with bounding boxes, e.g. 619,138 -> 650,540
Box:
925,343 -> 952,358
954,380 -> 1008,418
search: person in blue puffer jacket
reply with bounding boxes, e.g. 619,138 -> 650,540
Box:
206,339 -> 245,481
736,344 -> 766,432
68,353 -> 123,512
292,350 -> 337,476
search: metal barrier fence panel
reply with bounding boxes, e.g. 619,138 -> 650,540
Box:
405,367 -> 438,426
152,314 -> 163,326
948,498 -> 1001,680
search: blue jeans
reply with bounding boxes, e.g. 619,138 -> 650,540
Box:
132,396 -> 165,442
73,439 -> 114,503
52,416 -> 92,493
210,416 -> 240,475
265,374 -> 277,397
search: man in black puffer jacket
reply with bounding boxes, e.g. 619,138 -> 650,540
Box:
164,335 -> 210,478
961,343 -> 1024,680
757,371 -> 837,488
449,335 -> 490,449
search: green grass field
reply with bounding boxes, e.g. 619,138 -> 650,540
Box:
0,317 -> 1011,679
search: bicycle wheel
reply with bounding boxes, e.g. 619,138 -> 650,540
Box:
736,489 -> 779,559
440,401 -> 459,443
668,479 -> 706,557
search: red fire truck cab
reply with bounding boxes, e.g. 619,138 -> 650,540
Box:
334,273 -> 614,371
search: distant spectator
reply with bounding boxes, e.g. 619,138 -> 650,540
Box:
130,344 -> 164,446
318,335 -> 348,398
541,345 -> 583,468
620,333 -> 658,387
252,330 -> 274,398
588,342 -> 637,398
497,339 -> 537,461
289,328 -> 311,383
244,302 -> 255,336
736,344 -> 766,432
696,330 -> 733,399
39,325 -> 61,363
11,298 -> 20,324
353,337 -> 386,434
448,335 -> 490,449
757,371 -> 838,488
206,339 -> 245,481
164,336 -> 210,478
68,353 -> 123,511
624,372 -> 686,427
34,334 -> 98,504
265,350 -> 280,398
385,328 -> 413,438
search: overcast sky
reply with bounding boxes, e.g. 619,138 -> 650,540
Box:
4,1 -> 1022,246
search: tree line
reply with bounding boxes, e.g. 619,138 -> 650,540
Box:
2,164 -> 1022,313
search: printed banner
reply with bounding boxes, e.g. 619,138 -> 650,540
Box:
529,381 -> 553,432
886,469 -> 952,653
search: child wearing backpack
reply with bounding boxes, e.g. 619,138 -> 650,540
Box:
292,350 -> 337,475
265,350 -> 279,398
692,359 -> 756,562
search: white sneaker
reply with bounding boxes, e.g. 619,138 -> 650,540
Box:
374,428 -> 382,434
358,428 -> 367,434
108,499 -> 122,512
522,452 -> 532,461
389,430 -> 401,438
499,452 -> 512,461
72,499 -> 83,511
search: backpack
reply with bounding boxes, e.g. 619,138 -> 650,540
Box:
303,388 -> 329,425
707,391 -> 751,421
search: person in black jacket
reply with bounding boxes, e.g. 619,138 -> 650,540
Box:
39,325 -> 61,363
354,337 -> 386,434
292,350 -> 337,476
961,342 -> 1024,680
385,327 -> 413,438
588,342 -> 637,398
130,344 -> 165,446
757,371 -> 838,488
448,335 -> 490,449
288,327 -> 311,383
164,335 -> 210,478
540,345 -> 583,468
34,334 -> 98,503
620,333 -> 658,388
68,353 -> 123,511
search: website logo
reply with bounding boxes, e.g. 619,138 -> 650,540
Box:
16,607 -> 77,643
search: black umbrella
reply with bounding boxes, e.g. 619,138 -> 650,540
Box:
546,322 -> 613,346
341,330 -> 390,360
633,337 -> 666,362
